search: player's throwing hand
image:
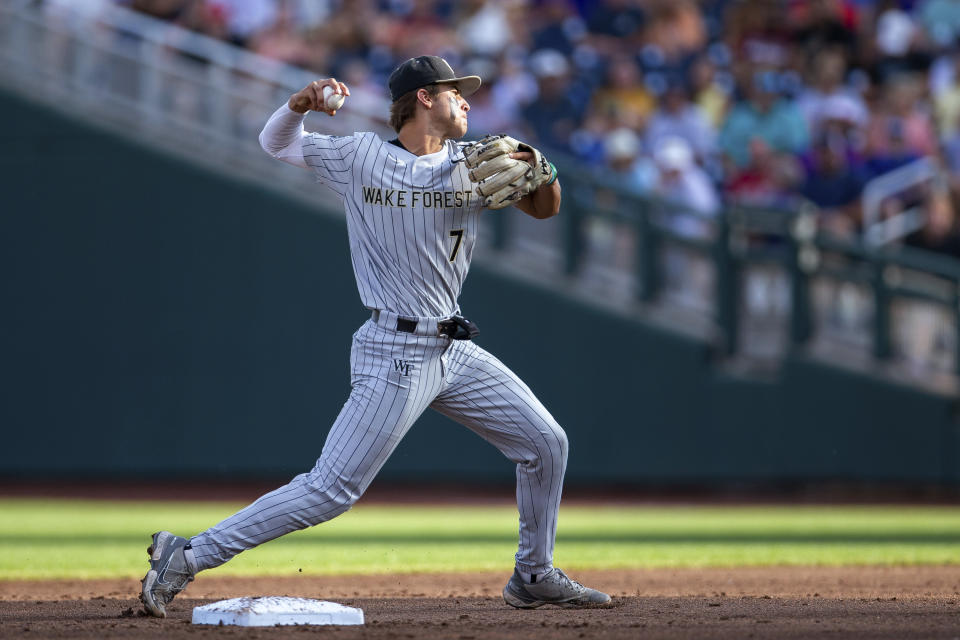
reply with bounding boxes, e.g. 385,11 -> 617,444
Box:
288,79 -> 350,116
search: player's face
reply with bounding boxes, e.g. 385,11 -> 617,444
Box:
435,85 -> 470,138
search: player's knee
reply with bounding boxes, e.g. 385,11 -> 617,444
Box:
552,424 -> 569,465
526,421 -> 567,472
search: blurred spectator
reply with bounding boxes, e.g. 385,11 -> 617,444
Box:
723,1 -> 792,69
943,111 -> 960,181
648,135 -> 718,310
904,188 -> 960,257
465,60 -> 518,137
688,53 -> 730,130
589,54 -> 655,131
490,54 -> 539,128
725,139 -> 805,207
521,48 -> 584,152
718,70 -> 810,168
875,1 -> 918,59
130,0 -> 189,21
210,0 -> 278,48
872,0 -> 931,80
455,0 -> 514,57
602,127 -> 657,193
569,110 -> 611,166
173,0 -> 231,40
246,2 -> 314,67
788,0 -> 859,60
801,129 -> 867,235
645,77 -> 716,162
383,0 -> 460,60
864,74 -> 937,176
933,52 -> 960,140
642,0 -> 708,67
530,1 -> 587,56
584,0 -> 646,57
928,47 -> 957,96
917,0 -> 960,49
796,48 -> 869,138
651,136 -> 720,237
337,58 -> 389,115
318,5 -> 380,75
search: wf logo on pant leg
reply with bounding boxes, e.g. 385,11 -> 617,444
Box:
393,359 -> 414,376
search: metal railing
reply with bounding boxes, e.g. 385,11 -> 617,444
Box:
520,168 -> 960,382
862,156 -> 939,247
3,0 -> 959,391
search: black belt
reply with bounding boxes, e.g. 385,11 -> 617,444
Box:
396,316 -> 480,340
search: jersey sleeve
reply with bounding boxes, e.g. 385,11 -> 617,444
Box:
302,132 -> 358,198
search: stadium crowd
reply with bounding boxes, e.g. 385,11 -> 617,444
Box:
111,0 -> 960,255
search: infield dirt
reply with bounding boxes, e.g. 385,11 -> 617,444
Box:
2,566 -> 959,639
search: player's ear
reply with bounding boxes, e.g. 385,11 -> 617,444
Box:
417,88 -> 433,109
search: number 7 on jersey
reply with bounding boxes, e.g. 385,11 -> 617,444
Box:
449,229 -> 464,261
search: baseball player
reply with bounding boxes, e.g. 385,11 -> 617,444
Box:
140,55 -> 610,616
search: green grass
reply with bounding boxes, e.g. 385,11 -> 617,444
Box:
2,499 -> 959,579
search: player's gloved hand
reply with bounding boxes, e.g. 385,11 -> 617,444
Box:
288,78 -> 350,116
463,135 -> 555,209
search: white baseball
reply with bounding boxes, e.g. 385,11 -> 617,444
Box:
322,85 -> 345,111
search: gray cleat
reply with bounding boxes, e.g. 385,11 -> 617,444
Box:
140,531 -> 197,618
503,568 -> 612,609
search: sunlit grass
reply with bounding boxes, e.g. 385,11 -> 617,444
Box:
1,500 -> 958,579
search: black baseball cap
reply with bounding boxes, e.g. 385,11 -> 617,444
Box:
388,56 -> 481,102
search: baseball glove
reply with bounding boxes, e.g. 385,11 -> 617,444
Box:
463,135 -> 554,209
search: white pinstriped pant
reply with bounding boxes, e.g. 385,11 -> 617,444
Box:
189,319 -> 568,575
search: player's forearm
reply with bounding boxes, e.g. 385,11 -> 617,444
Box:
259,104 -> 308,168
519,180 -> 561,219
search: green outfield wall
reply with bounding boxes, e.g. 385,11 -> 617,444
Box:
2,89 -> 957,484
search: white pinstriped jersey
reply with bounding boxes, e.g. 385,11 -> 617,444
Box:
188,107 -> 569,580
303,132 -> 482,318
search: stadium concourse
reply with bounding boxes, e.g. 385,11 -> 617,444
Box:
113,0 -> 960,255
